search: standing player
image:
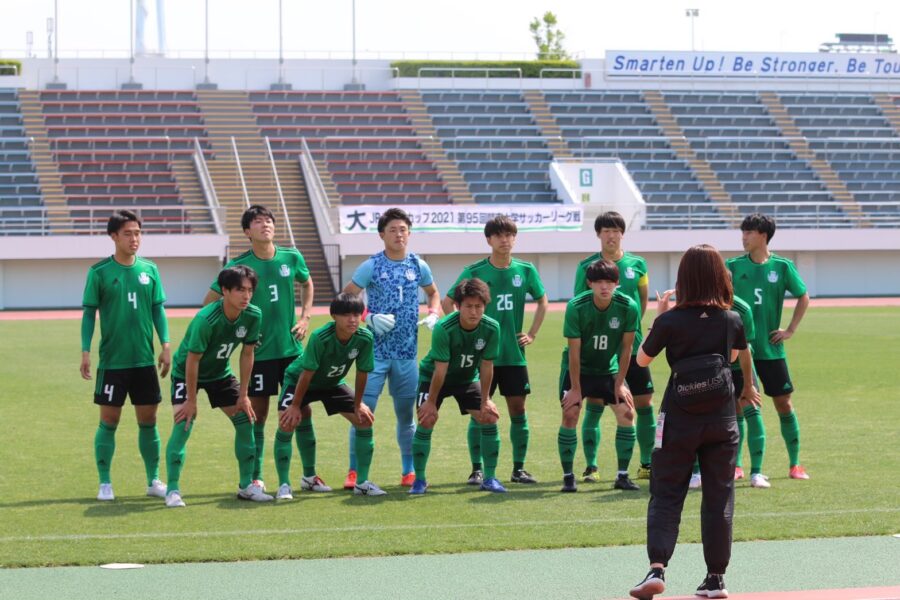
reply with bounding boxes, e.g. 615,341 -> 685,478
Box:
81,210 -> 170,501
274,293 -> 384,498
727,213 -> 810,479
571,211 -> 655,482
442,215 -> 548,485
341,208 -> 442,488
203,205 -> 315,491
558,260 -> 639,492
410,278 -> 505,495
164,265 -> 272,507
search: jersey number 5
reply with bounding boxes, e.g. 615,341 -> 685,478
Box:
754,288 -> 763,305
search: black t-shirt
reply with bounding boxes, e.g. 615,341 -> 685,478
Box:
643,306 -> 747,421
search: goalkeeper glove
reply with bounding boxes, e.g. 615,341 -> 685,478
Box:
367,313 -> 396,335
417,311 -> 439,331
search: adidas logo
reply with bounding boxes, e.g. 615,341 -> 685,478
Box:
783,382 -> 792,390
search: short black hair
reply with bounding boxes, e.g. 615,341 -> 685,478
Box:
218,265 -> 258,292
452,277 -> 491,306
594,211 -> 626,234
241,205 -> 276,231
740,213 -> 776,243
330,292 -> 365,316
585,259 -> 619,284
377,207 -> 412,233
107,210 -> 141,235
484,214 -> 517,238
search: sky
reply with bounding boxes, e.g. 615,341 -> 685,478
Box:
1,0 -> 899,60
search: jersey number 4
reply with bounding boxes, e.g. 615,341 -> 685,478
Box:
128,292 -> 138,309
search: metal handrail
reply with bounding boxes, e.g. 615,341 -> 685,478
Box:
539,68 -> 582,79
0,205 -> 225,236
264,136 -> 295,248
417,67 -> 523,90
193,136 -> 222,235
230,136 -> 251,208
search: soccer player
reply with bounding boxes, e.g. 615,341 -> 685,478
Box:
342,208 -> 442,488
163,265 -> 272,507
558,259 -> 639,493
274,293 -> 383,498
571,211 -> 655,482
410,278 -> 505,495
726,213 -> 810,480
81,210 -> 170,501
203,205 -> 315,491
442,215 -> 548,485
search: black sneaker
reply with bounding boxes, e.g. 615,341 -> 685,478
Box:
511,469 -> 538,484
629,567 -> 665,599
615,473 -> 640,491
696,573 -> 728,598
466,470 -> 484,485
582,466 -> 600,483
560,473 -> 577,493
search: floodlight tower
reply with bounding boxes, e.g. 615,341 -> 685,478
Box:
685,8 -> 699,51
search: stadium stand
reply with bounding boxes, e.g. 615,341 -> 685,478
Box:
0,89 -> 43,234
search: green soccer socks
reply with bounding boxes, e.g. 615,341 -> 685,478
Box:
510,413 -> 530,471
615,426 -> 637,473
743,405 -> 767,475
558,426 -> 577,474
635,405 -> 656,466
94,421 -> 117,484
231,413 -> 256,489
296,418 -> 317,478
412,426 -> 433,481
735,413 -> 746,469
355,427 -> 375,483
467,417 -> 482,471
137,422 -> 160,486
480,423 -> 501,480
252,422 -> 265,481
165,420 -> 194,493
779,411 -> 801,467
581,403 -> 604,468
273,428 -> 294,486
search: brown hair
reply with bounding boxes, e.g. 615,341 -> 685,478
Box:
484,214 -> 518,238
452,277 -> 491,306
675,244 -> 732,310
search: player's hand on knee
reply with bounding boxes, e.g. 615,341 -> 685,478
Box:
237,395 -> 256,423
617,384 -> 634,411
418,402 -> 438,428
80,352 -> 92,380
367,313 -> 396,335
355,404 -> 374,427
174,401 -> 197,431
741,384 -> 761,408
479,399 -> 500,424
562,389 -> 582,411
280,406 -> 301,430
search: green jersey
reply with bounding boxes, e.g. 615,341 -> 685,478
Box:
419,313 -> 501,387
284,322 -> 374,390
730,296 -> 755,371
82,256 -> 167,370
574,251 -> 648,355
563,290 -> 639,376
448,257 -> 545,367
210,246 -> 310,362
172,301 -> 262,383
726,253 -> 807,361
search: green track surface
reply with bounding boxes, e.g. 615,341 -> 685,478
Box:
1,308 -> 898,567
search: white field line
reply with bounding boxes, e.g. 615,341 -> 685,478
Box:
1,507 -> 897,544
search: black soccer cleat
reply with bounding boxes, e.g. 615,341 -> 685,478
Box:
582,466 -> 600,483
466,470 -> 484,485
629,567 -> 665,600
696,573 -> 729,598
511,469 -> 538,484
614,473 -> 640,491
560,473 -> 577,493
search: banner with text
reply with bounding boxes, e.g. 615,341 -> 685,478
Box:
606,50 -> 900,78
339,205 -> 583,234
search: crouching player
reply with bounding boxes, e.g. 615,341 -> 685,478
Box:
275,293 -> 383,497
163,265 -> 271,507
558,260 -> 639,493
410,278 -> 505,495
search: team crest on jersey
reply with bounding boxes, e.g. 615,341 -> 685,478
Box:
380,271 -> 389,280
625,267 -> 635,279
475,339 -> 486,351
348,348 -> 359,359
138,272 -> 150,285
405,269 -> 417,282
768,271 -> 779,283
609,317 -> 621,329
512,274 -> 523,288
235,326 -> 247,339
279,264 -> 290,277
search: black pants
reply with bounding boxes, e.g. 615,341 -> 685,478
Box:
647,403 -> 739,574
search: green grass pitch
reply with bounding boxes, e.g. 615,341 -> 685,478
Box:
0,307 -> 898,567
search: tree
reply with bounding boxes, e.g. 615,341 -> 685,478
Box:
529,11 -> 570,60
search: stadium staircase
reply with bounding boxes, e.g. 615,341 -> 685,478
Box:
758,91 -> 867,224
17,90 -> 69,231
170,161 -> 215,234
397,90 -> 473,203
873,93 -> 900,133
643,90 -> 740,223
522,90 -> 573,159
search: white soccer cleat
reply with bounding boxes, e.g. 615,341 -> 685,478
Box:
353,480 -> 387,496
689,473 -> 702,489
300,475 -> 332,492
276,484 -> 294,500
146,479 -> 167,498
750,473 -> 771,489
251,479 -> 267,492
97,483 -> 115,501
237,482 -> 274,502
165,490 -> 186,508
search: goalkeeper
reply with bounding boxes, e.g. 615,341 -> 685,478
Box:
341,208 -> 442,488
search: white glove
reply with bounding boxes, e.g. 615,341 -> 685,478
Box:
417,312 -> 439,331
367,313 -> 396,335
